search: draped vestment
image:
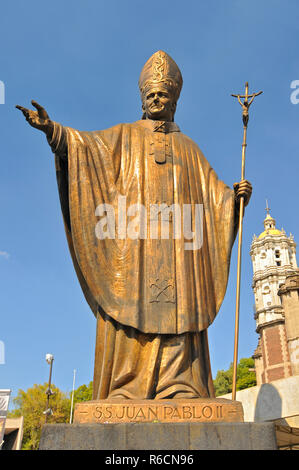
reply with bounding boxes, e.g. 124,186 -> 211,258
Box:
48,119 -> 237,399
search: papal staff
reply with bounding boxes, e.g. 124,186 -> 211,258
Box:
231,83 -> 262,400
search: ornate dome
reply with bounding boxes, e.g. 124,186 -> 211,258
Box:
258,210 -> 282,239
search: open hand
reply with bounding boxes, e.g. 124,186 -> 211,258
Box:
16,100 -> 53,138
233,180 -> 252,207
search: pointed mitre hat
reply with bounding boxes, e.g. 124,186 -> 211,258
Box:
139,50 -> 183,102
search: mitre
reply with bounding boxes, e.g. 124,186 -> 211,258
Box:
139,50 -> 183,102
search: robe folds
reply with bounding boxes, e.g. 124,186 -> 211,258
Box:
50,118 -> 237,398
51,119 -> 237,336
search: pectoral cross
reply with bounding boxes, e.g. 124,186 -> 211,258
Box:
154,132 -> 166,163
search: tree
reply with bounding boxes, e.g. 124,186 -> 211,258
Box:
8,383 -> 70,450
73,381 -> 93,403
8,381 -> 93,450
236,357 -> 257,390
213,357 -> 257,397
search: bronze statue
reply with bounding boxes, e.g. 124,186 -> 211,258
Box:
16,51 -> 252,400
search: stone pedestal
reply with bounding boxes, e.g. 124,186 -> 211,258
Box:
39,399 -> 277,450
39,422 -> 277,450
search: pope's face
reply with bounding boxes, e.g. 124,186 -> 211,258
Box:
143,86 -> 175,121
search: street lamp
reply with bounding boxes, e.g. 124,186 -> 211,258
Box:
43,353 -> 54,422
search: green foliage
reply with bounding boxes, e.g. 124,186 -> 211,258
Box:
8,383 -> 71,450
73,381 -> 93,403
8,381 -> 93,450
236,357 -> 257,390
213,357 -> 256,397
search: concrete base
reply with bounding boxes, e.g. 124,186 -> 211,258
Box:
39,422 -> 277,450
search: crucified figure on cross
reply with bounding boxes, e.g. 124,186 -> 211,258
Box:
231,82 -> 263,127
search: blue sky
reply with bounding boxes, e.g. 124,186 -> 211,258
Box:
1,0 -> 299,403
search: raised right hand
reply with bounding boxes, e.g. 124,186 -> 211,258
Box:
16,100 -> 54,138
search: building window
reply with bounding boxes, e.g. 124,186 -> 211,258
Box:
276,261 -> 281,267
275,250 -> 280,259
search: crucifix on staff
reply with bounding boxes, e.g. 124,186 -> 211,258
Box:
231,82 -> 263,400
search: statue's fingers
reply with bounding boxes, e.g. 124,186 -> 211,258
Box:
239,180 -> 252,189
16,105 -> 29,114
243,184 -> 252,193
16,105 -> 30,118
31,100 -> 43,110
31,100 -> 48,119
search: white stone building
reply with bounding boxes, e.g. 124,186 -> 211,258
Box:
250,208 -> 299,384
221,208 -> 299,446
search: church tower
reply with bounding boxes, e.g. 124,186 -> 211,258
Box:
250,204 -> 298,385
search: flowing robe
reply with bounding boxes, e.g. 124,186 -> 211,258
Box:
49,119 -> 237,399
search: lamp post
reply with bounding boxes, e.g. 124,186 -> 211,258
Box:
44,353 -> 54,422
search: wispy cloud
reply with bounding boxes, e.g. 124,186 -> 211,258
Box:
0,251 -> 10,259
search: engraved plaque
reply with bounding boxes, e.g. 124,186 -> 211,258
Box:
74,398 -> 243,424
